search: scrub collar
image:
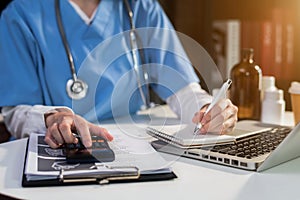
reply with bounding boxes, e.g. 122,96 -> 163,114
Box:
68,0 -> 98,25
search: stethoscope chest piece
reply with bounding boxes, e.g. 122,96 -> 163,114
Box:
66,78 -> 88,100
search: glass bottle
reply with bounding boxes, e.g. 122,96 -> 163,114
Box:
230,48 -> 262,120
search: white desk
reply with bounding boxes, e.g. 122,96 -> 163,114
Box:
0,106 -> 299,200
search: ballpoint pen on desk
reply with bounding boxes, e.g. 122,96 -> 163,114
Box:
193,79 -> 232,134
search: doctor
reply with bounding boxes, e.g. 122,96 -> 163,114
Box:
0,0 -> 238,148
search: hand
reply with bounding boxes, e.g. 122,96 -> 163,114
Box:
44,108 -> 113,148
192,99 -> 238,135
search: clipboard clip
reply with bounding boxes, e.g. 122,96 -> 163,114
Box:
58,165 -> 140,185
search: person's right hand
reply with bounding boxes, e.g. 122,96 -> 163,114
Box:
43,108 -> 113,149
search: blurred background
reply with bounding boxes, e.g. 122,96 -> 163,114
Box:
159,0 -> 300,110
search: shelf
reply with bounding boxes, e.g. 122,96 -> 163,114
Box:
159,0 -> 300,110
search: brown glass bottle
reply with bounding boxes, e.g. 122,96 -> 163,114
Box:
230,48 -> 262,120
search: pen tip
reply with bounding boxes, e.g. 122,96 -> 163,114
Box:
194,123 -> 202,134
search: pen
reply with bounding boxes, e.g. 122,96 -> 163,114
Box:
194,79 -> 232,134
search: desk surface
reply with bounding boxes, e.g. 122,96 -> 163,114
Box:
0,106 -> 299,200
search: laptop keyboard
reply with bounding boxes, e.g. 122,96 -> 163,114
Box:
204,127 -> 292,159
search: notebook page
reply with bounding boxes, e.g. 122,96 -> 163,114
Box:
147,124 -> 236,147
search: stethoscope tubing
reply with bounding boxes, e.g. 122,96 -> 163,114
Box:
55,0 -> 77,82
55,0 -> 152,108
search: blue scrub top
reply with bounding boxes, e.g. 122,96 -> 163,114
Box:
0,0 -> 199,122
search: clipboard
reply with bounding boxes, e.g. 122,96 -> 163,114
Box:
22,136 -> 177,187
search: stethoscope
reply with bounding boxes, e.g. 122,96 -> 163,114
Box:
55,0 -> 154,110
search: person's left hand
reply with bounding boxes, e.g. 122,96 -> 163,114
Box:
192,99 -> 238,135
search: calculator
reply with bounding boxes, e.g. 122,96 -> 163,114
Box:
65,135 -> 115,164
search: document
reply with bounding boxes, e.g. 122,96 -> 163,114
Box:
24,127 -> 172,182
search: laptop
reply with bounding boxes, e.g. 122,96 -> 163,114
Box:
151,120 -> 300,171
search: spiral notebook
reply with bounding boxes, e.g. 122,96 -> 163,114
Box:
146,124 -> 244,148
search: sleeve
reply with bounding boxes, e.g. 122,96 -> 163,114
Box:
2,105 -> 73,139
0,3 -> 44,107
166,82 -> 212,123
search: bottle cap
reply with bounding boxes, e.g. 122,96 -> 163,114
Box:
289,81 -> 300,94
262,76 -> 277,91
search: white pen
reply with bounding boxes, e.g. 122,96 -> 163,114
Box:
194,79 -> 232,134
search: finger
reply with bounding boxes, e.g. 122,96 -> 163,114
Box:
220,124 -> 235,135
48,123 -> 65,145
202,101 -> 238,135
197,124 -> 220,135
192,111 -> 205,124
219,101 -> 238,134
44,113 -> 57,129
45,111 -> 73,130
192,104 -> 210,124
226,101 -> 238,120
221,115 -> 238,135
44,128 -> 61,148
201,109 -> 229,134
210,99 -> 229,120
200,105 -> 222,125
89,124 -> 114,141
192,112 -> 200,123
200,111 -> 212,125
200,99 -> 231,128
57,118 -> 76,144
73,116 -> 92,148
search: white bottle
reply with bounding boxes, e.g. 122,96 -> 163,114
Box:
261,76 -> 277,101
261,89 -> 285,125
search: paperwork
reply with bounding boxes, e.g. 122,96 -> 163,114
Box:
25,127 -> 172,181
